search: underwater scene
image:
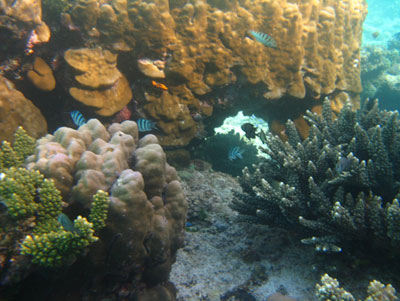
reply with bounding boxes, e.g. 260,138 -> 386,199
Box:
1,0 -> 400,300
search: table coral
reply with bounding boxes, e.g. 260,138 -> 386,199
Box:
64,48 -> 132,116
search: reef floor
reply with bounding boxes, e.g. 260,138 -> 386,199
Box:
170,161 -> 317,300
170,160 -> 400,300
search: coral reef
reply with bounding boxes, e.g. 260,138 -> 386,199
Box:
20,119 -> 187,298
0,129 -> 108,290
56,0 -> 366,146
361,45 -> 400,110
316,274 -> 397,301
232,98 -> 400,255
0,75 -> 47,142
64,48 -> 132,116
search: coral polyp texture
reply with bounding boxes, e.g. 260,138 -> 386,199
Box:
20,119 -> 187,299
59,0 -> 367,146
232,98 -> 400,255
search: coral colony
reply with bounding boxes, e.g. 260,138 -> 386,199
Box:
1,0 -> 400,299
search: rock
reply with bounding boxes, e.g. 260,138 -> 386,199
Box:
0,76 -> 47,142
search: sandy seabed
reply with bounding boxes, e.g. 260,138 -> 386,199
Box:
170,162 -> 318,300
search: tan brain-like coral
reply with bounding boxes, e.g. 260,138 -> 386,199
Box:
24,119 -> 187,298
64,48 -> 132,116
62,0 -> 367,145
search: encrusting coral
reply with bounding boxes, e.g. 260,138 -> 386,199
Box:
232,98 -> 400,255
57,0 -> 367,147
315,274 -> 397,301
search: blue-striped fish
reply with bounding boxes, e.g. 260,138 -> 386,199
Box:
70,110 -> 86,127
137,119 -> 157,132
248,30 -> 277,48
228,146 -> 244,161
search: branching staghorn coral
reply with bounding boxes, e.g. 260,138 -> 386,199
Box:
316,274 -> 397,301
0,165 -> 109,267
0,127 -> 36,169
232,98 -> 400,254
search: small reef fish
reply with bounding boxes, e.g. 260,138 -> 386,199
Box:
241,123 -> 257,139
228,146 -> 244,161
58,213 -> 78,233
251,114 -> 264,127
371,31 -> 380,39
257,129 -> 268,144
70,110 -> 86,127
248,30 -> 277,49
151,80 -> 168,91
137,118 -> 158,132
335,157 -> 351,173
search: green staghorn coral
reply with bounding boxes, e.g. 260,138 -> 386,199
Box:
0,128 -> 110,268
20,216 -> 98,267
232,98 -> 400,254
17,189 -> 109,268
1,164 -> 109,267
89,190 -> 109,232
0,127 -> 36,170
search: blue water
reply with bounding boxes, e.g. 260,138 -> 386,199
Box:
363,0 -> 400,46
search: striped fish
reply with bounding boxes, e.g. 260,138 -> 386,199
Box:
248,30 -> 277,48
228,146 -> 244,161
70,110 -> 86,127
137,118 -> 157,132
